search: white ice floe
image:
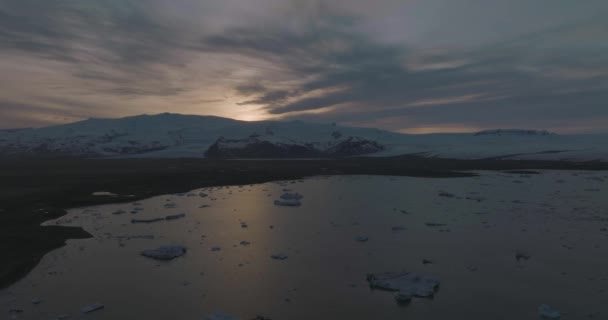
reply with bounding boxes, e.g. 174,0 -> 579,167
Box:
538,304 -> 561,319
141,245 -> 186,260
367,272 -> 440,301
280,192 -> 303,200
355,236 -> 369,242
270,253 -> 288,260
207,312 -> 240,320
273,199 -> 302,207
80,303 -> 104,313
394,291 -> 412,303
92,191 -> 117,196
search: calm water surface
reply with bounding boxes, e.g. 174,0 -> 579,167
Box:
2,171 -> 608,319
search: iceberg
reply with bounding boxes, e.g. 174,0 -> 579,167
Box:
367,272 -> 440,302
273,199 -> 302,207
141,245 -> 186,260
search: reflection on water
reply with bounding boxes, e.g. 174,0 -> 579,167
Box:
2,171 -> 608,319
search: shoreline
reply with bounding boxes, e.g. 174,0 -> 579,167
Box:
1,156 -> 607,289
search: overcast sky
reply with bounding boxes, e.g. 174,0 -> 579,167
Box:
1,0 -> 607,133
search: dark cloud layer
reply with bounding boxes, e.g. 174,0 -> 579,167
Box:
1,0 -> 607,132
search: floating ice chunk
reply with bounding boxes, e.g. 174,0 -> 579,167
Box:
367,272 -> 440,301
166,213 -> 186,220
516,252 -> 531,261
207,312 -> 240,320
80,303 -> 104,313
92,191 -> 117,196
355,236 -> 369,242
465,196 -> 485,202
274,199 -> 302,207
131,217 -> 164,224
538,304 -> 561,319
8,308 -> 23,315
280,192 -> 303,200
425,222 -> 447,227
141,245 -> 186,260
394,291 -> 412,303
271,253 -> 288,260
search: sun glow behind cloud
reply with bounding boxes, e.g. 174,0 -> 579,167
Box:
0,0 -> 607,133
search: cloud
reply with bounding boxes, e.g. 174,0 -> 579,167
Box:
237,90 -> 292,106
0,0 -> 607,132
0,1 -> 199,97
199,6 -> 608,132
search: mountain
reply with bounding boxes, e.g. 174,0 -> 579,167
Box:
205,135 -> 384,158
0,113 -> 607,161
474,129 -> 555,136
0,113 -> 398,158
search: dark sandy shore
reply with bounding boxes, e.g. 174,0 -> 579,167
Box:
1,155 -> 606,289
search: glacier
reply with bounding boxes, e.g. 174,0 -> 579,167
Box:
0,113 -> 606,161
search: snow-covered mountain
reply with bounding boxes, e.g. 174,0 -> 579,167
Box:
205,134 -> 384,158
0,113 -> 607,161
0,113 -> 397,158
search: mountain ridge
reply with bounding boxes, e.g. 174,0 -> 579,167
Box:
0,113 -> 606,161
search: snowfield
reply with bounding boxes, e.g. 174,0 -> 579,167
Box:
0,113 -> 606,161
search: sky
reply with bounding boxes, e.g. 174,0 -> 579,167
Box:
1,0 -> 607,133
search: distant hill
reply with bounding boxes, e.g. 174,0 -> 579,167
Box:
474,129 -> 555,136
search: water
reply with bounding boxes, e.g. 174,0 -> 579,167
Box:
2,171 -> 608,319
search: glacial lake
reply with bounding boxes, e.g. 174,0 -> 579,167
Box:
2,171 -> 608,319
